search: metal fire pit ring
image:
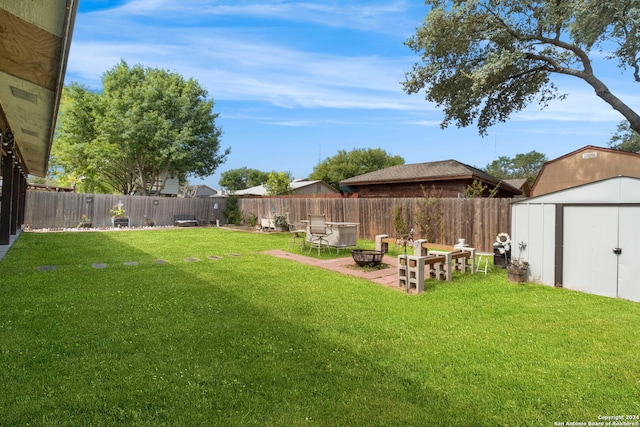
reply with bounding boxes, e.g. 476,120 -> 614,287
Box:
351,249 -> 384,267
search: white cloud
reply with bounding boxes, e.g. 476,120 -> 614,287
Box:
67,16 -> 428,112
112,0 -> 418,35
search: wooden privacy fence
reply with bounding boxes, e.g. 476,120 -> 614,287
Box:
24,192 -> 224,229
238,197 -> 513,252
24,192 -> 513,252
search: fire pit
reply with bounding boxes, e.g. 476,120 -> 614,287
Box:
351,249 -> 384,267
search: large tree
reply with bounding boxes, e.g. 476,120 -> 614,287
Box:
403,0 -> 640,136
484,150 -> 548,185
309,148 -> 405,190
52,60 -> 230,195
219,167 -> 269,191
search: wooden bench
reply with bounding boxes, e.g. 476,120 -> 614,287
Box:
417,242 -> 476,274
398,253 -> 451,284
423,253 -> 450,281
174,214 -> 199,227
376,235 -> 476,280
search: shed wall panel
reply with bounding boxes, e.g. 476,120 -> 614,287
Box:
511,203 -> 556,285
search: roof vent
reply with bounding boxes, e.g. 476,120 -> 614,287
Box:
582,152 -> 598,159
10,86 -> 38,104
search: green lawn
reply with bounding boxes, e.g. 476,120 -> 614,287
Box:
1,228 -> 639,426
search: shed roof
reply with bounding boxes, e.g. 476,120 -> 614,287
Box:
515,176 -> 640,205
530,145 -> 640,196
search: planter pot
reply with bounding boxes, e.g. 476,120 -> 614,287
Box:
507,268 -> 527,283
111,218 -> 129,228
493,247 -> 511,268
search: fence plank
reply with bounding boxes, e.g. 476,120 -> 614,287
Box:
25,192 -> 217,229
236,196 -> 511,252
25,192 -> 512,252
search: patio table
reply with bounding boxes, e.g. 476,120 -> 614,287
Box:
302,221 -> 358,253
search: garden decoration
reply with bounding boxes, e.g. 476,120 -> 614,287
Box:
396,228 -> 415,248
493,232 -> 512,267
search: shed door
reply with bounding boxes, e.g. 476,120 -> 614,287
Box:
563,206 -> 640,302
563,206 -> 618,298
617,207 -> 640,302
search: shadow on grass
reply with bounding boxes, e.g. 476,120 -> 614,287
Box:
1,229 -> 492,426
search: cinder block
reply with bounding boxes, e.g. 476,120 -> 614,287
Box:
397,255 -> 425,293
375,234 -> 389,253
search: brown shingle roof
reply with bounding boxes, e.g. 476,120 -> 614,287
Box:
340,159 -> 512,188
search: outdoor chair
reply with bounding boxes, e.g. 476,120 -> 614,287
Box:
308,214 -> 332,255
288,223 -> 307,252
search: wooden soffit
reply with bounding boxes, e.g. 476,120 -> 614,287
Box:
0,0 -> 78,177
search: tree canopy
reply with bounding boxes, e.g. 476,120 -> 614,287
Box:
264,171 -> 294,196
484,150 -> 548,185
52,60 -> 230,194
609,121 -> 640,153
309,148 -> 405,190
403,0 -> 640,136
219,167 -> 269,191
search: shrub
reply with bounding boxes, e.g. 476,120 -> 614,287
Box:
223,196 -> 243,225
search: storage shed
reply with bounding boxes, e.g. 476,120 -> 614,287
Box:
511,176 -> 640,302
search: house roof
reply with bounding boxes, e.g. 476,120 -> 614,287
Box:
339,159 -> 520,192
230,179 -> 336,196
504,178 -> 527,189
0,1 -> 79,177
185,184 -> 219,197
503,178 -> 531,197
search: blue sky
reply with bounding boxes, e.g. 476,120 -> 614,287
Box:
65,0 -> 640,189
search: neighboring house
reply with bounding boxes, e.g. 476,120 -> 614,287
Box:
184,184 -> 220,198
144,171 -> 180,196
512,176 -> 640,303
503,178 -> 531,198
339,160 -> 522,198
230,179 -> 338,196
531,145 -> 640,197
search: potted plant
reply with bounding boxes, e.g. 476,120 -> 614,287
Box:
110,201 -> 129,228
506,241 -> 529,283
274,215 -> 288,232
77,214 -> 92,229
